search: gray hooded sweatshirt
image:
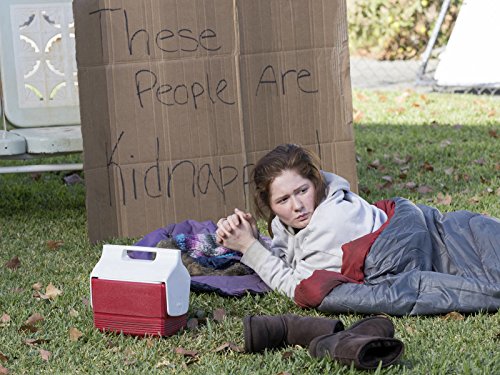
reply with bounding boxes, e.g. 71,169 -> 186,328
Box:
240,172 -> 388,298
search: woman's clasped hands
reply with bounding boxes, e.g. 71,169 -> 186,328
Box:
216,208 -> 259,254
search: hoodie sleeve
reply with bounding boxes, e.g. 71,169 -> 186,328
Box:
240,190 -> 387,299
240,223 -> 323,298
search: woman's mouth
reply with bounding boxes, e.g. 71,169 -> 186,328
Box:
296,213 -> 309,221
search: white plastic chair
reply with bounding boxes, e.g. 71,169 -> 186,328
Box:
0,0 -> 82,173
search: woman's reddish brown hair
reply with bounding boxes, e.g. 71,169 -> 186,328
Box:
252,144 -> 327,236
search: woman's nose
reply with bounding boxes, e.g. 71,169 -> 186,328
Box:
291,196 -> 303,211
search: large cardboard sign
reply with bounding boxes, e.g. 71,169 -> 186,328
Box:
73,0 -> 357,243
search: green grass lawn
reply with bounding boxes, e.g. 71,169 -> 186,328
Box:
0,89 -> 499,374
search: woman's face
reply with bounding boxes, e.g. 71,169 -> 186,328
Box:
269,169 -> 316,229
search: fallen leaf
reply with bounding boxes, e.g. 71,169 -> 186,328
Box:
468,196 -> 481,204
32,291 -> 43,300
24,338 -> 49,346
186,318 -> 198,329
39,349 -> 51,362
419,94 -> 430,104
281,351 -> 294,360
32,282 -> 43,291
46,240 -> 64,251
19,325 -> 38,333
144,338 -> 155,348
411,102 -> 420,108
123,356 -> 137,366
377,181 -> 393,190
156,359 -> 175,369
487,110 -> 496,118
442,312 -> 464,321
488,129 -> 498,138
0,314 -> 10,325
4,256 -> 20,270
63,173 -> 84,185
404,182 -> 417,190
496,187 -> 500,197
417,185 -> 433,194
388,107 -> 405,114
123,348 -> 137,365
0,365 -> 8,374
355,92 -> 368,101
105,340 -> 117,349
0,352 -> 8,362
444,167 -> 454,176
25,313 -> 44,326
69,327 -> 83,342
496,163 -> 500,172
174,347 -> 198,358
81,297 -> 90,307
353,110 -> 364,123
214,342 -> 244,353
405,325 -> 416,334
439,139 -> 452,148
194,309 -> 207,319
377,93 -> 388,102
181,358 -> 198,368
381,175 -> 393,183
368,159 -> 381,169
44,283 -> 62,300
9,287 -> 24,294
393,155 -> 412,165
480,176 -> 490,184
436,193 -> 452,206
69,308 -> 79,318
30,172 -> 42,181
421,161 -> 434,172
213,308 -> 226,323
395,91 -> 411,103
474,158 -> 486,166
277,372 -> 292,375
359,186 -> 371,195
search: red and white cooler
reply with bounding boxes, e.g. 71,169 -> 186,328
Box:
90,245 -> 190,337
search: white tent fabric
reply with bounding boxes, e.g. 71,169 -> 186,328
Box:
434,0 -> 500,88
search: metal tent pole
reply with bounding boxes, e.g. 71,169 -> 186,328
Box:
417,0 -> 452,82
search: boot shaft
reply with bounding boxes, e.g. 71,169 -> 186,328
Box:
244,314 -> 344,353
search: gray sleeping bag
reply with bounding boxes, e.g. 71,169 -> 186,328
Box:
317,197 -> 500,316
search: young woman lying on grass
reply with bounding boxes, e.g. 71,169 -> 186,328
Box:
216,144 -> 500,315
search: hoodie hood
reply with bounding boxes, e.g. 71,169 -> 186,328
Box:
321,171 -> 351,198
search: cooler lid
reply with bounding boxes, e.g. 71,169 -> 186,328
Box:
90,245 -> 190,316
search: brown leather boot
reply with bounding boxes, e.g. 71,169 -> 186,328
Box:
243,314 -> 344,353
308,317 -> 404,370
345,316 -> 395,337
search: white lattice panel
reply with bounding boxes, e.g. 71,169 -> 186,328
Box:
10,3 -> 79,109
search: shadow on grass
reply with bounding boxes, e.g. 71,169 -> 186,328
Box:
0,122 -> 498,216
0,171 -> 85,217
354,122 -> 498,205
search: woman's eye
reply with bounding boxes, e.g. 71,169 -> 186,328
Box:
278,197 -> 288,204
300,187 -> 308,194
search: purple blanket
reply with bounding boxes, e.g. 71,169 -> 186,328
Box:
133,220 -> 271,296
